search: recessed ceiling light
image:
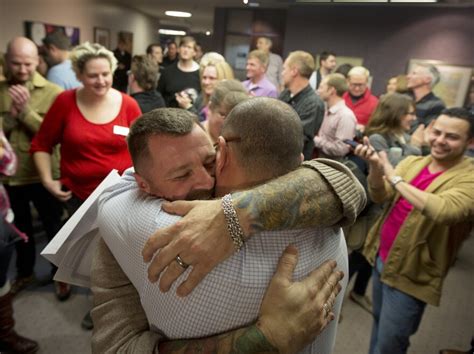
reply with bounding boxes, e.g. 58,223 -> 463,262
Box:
165,11 -> 192,18
206,31 -> 211,36
159,29 -> 187,36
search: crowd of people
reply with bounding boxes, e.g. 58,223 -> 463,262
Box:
0,29 -> 473,354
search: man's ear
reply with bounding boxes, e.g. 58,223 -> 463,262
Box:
467,136 -> 474,148
216,136 -> 228,176
133,172 -> 151,194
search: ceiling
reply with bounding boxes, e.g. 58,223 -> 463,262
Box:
103,0 -> 474,34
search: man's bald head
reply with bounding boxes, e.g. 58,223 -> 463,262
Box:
6,37 -> 39,84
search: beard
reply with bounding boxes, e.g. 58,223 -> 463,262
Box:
185,187 -> 215,201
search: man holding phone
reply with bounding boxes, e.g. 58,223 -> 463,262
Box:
314,73 -> 357,159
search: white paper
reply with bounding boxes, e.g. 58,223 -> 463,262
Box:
41,169 -> 122,288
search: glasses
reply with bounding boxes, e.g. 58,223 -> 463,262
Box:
349,83 -> 366,88
213,136 -> 241,151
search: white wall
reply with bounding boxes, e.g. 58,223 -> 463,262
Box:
0,0 -> 159,54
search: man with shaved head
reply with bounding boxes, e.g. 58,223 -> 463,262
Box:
0,37 -> 64,297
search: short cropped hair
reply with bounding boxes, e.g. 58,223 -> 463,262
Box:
131,55 -> 159,91
440,107 -> 474,138
286,51 -> 315,79
418,63 -> 441,88
70,42 -> 117,75
258,36 -> 272,47
222,97 -> 303,179
247,50 -> 269,68
325,73 -> 348,97
128,108 -> 199,174
334,63 -> 353,78
319,51 -> 336,65
348,66 -> 370,79
222,91 -> 249,113
209,80 -> 247,111
146,43 -> 161,55
42,30 -> 71,50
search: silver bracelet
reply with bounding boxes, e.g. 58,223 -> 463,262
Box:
221,194 -> 245,252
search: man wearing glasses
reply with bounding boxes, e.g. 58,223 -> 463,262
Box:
343,66 -> 379,134
92,101 -> 366,353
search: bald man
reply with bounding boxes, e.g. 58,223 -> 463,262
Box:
0,37 -> 64,297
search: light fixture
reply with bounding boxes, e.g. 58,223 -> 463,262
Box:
205,31 -> 211,36
391,0 -> 437,2
159,29 -> 187,36
165,11 -> 192,18
243,0 -> 248,4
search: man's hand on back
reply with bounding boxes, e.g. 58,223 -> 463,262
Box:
257,245 -> 343,354
142,199 -> 236,297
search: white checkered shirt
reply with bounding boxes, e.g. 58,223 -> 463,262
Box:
98,169 -> 348,354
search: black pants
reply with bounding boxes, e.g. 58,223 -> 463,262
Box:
5,183 -> 64,278
348,249 -> 373,296
0,219 -> 16,287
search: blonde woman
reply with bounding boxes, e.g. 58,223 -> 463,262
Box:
177,59 -> 234,121
31,41 -> 141,326
32,41 -> 141,205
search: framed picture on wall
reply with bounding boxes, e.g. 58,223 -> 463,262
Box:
25,20 -> 80,47
94,27 -> 111,49
407,59 -> 473,107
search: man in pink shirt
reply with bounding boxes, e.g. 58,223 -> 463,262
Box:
355,107 -> 474,354
314,73 -> 356,159
242,50 -> 278,98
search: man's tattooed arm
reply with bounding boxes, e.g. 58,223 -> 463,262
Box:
142,159 -> 365,296
159,324 -> 278,354
233,159 -> 366,238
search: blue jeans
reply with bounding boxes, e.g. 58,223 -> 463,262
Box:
369,256 -> 426,354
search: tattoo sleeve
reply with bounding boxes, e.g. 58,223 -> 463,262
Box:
158,324 -> 278,353
232,159 -> 366,237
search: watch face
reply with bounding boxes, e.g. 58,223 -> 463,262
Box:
391,176 -> 403,186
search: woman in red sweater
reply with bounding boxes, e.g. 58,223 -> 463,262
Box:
30,42 -> 141,315
31,42 -> 141,207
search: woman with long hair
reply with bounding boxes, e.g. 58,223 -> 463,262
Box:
365,92 -> 422,165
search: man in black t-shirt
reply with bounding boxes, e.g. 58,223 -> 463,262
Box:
157,37 -> 200,107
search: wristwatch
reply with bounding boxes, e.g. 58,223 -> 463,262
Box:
389,175 -> 405,188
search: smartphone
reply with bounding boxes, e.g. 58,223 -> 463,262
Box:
343,139 -> 360,149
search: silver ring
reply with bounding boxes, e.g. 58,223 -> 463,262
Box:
323,302 -> 331,318
175,255 -> 189,269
